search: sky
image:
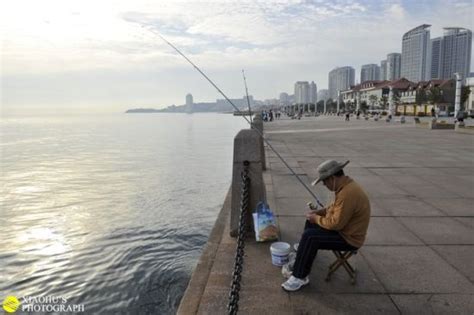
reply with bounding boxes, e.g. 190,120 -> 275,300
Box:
1,0 -> 473,114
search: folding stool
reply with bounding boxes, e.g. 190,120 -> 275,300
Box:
325,250 -> 357,284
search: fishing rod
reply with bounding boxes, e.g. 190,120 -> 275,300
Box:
152,30 -> 324,208
242,69 -> 253,124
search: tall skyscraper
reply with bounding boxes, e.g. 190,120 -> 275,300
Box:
317,89 -> 329,103
440,27 -> 472,79
328,67 -> 355,100
431,37 -> 443,79
186,93 -> 193,113
401,24 -> 431,82
360,64 -> 380,82
380,60 -> 388,81
309,81 -> 317,104
386,53 -> 402,80
186,93 -> 193,106
294,81 -> 310,104
279,92 -> 290,105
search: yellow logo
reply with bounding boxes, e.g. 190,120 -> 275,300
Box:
2,296 -> 20,313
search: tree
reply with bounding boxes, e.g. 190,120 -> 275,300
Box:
339,101 -> 346,111
427,87 -> 443,105
392,93 -> 401,115
416,89 -> 427,106
461,86 -> 471,110
325,99 -> 333,112
379,96 -> 388,109
316,100 -> 324,112
368,95 -> 378,109
360,101 -> 368,112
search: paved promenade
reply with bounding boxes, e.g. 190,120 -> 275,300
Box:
179,116 -> 474,314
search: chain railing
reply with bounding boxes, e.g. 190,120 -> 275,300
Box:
227,161 -> 250,315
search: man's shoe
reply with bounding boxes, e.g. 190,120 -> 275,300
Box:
281,275 -> 309,291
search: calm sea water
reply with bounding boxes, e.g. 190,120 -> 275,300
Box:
0,113 -> 248,313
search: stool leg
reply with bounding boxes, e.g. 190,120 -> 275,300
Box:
340,253 -> 357,284
325,251 -> 357,284
326,251 -> 345,281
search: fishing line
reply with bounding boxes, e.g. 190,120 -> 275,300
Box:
149,29 -> 324,208
242,69 -> 253,124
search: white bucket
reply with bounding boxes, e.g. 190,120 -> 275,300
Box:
270,242 -> 290,266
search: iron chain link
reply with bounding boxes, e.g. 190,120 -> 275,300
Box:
227,161 -> 250,315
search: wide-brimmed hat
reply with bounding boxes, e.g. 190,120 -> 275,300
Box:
311,160 -> 350,186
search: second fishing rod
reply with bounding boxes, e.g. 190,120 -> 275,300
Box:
152,30 -> 325,208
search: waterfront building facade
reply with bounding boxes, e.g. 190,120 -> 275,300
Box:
401,24 -> 432,82
360,64 -> 380,83
328,66 -> 355,100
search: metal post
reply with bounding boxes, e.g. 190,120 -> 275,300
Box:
388,86 -> 394,119
454,73 -> 462,118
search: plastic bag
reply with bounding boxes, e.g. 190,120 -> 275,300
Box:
252,202 -> 279,242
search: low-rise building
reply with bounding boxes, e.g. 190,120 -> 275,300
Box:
466,77 -> 474,114
398,79 -> 455,115
341,78 -> 414,110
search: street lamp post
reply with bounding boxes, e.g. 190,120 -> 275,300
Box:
454,73 -> 462,119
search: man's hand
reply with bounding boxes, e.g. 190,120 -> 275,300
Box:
305,211 -> 318,223
315,208 -> 327,216
306,208 -> 327,222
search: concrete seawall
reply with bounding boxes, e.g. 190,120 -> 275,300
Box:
177,188 -> 232,315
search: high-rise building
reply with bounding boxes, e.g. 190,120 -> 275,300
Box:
309,81 -> 317,104
317,89 -> 329,103
430,28 -> 472,80
431,37 -> 443,79
186,93 -> 193,106
360,64 -> 380,82
186,93 -> 193,113
279,92 -> 290,105
294,81 -> 310,104
401,24 -> 431,82
380,60 -> 388,80
328,66 -> 355,100
440,27 -> 472,79
386,53 -> 402,80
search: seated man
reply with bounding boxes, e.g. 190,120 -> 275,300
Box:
282,160 -> 371,291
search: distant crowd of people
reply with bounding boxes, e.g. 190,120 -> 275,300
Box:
261,109 -> 281,122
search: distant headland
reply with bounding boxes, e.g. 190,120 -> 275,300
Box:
126,94 -> 262,114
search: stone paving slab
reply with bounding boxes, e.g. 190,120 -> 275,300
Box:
373,197 -> 446,217
390,294 -> 474,314
431,245 -> 474,282
290,294 -> 400,314
423,198 -> 474,216
399,217 -> 474,244
362,246 -> 474,294
272,175 -> 313,198
364,218 -> 423,245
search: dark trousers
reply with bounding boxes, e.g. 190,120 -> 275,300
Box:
292,220 -> 357,279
